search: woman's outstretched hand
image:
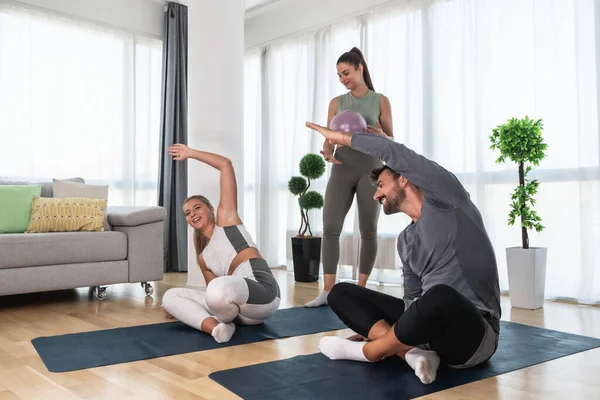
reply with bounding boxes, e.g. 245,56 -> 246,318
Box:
169,143 -> 193,161
305,122 -> 351,147
320,149 -> 342,165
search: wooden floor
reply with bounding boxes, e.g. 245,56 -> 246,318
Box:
1,270 -> 599,400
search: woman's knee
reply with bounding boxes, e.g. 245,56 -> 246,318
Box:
357,210 -> 378,239
323,218 -> 343,238
161,288 -> 184,309
322,200 -> 348,238
358,229 -> 377,241
206,277 -> 249,317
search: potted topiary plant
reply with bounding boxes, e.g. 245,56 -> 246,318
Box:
490,115 -> 548,309
288,153 -> 326,282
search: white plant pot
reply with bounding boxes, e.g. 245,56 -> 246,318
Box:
506,247 -> 548,310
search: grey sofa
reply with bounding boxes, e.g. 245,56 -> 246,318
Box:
0,179 -> 167,300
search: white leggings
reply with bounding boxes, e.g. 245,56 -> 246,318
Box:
162,275 -> 280,330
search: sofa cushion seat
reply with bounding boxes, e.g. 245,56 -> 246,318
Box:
0,232 -> 127,269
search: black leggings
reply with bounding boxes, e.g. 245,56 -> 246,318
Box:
328,283 -> 486,365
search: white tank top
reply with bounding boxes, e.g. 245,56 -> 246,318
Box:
201,224 -> 257,277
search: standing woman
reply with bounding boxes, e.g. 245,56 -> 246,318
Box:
306,47 -> 393,307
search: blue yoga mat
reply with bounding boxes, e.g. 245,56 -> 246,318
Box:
209,321 -> 600,400
32,306 -> 346,372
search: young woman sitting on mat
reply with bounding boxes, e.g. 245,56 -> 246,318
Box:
161,144 -> 281,343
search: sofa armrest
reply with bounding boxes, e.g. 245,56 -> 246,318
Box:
111,219 -> 165,283
107,206 -> 167,227
107,206 -> 166,283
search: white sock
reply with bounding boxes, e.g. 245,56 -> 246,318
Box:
319,336 -> 370,362
211,322 -> 236,343
305,290 -> 329,307
405,347 -> 441,384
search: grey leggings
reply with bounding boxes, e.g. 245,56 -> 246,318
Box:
322,146 -> 382,275
162,258 -> 281,328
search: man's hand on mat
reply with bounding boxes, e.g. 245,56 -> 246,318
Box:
169,143 -> 193,161
306,122 -> 352,147
347,334 -> 368,342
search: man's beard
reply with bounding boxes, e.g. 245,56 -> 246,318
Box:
381,185 -> 406,215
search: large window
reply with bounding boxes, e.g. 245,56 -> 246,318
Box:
244,0 -> 600,302
0,3 -> 162,206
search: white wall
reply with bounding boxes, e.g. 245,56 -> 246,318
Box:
244,0 -> 398,49
11,0 -> 164,37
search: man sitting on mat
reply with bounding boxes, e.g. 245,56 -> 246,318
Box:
305,121 -> 501,384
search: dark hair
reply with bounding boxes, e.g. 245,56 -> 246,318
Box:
337,47 -> 374,91
370,165 -> 401,184
183,195 -> 215,259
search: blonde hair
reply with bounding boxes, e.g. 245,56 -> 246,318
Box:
184,195 -> 215,259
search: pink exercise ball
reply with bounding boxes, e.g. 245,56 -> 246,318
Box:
330,110 -> 367,133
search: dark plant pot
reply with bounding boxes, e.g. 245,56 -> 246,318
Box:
291,236 -> 321,282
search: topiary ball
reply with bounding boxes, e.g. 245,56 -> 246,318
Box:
299,154 -> 326,180
288,176 -> 308,195
299,190 -> 324,210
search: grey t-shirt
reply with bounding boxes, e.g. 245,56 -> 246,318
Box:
351,133 -> 501,366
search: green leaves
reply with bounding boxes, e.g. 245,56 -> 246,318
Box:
299,154 -> 326,180
288,153 -> 326,237
288,176 -> 308,195
489,116 -> 547,166
490,116 -> 548,245
507,179 -> 544,232
299,191 -> 324,210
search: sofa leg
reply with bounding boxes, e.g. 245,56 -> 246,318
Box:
141,282 -> 154,296
93,286 -> 107,301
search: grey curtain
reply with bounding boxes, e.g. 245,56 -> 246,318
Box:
158,2 -> 188,272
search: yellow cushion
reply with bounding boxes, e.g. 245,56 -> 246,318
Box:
26,197 -> 108,233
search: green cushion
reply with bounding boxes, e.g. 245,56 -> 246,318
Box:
0,185 -> 42,233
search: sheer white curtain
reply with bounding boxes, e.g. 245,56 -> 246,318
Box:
245,0 -> 600,303
0,2 -> 163,206
402,0 -> 600,303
